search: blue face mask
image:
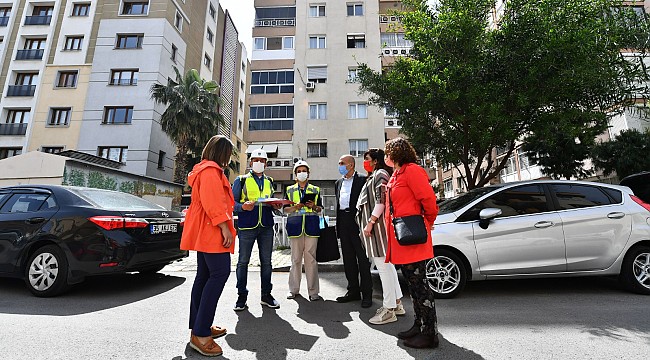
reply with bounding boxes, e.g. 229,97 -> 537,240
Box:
338,165 -> 349,175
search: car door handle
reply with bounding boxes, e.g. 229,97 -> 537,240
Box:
534,221 -> 554,229
607,212 -> 625,219
26,217 -> 45,224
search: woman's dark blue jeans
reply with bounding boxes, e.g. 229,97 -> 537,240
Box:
189,251 -> 231,337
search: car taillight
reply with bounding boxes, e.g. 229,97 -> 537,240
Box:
630,195 -> 650,212
89,216 -> 149,230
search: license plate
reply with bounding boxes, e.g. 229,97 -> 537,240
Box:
150,224 -> 178,234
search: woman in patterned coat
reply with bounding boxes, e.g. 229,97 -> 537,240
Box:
356,148 -> 405,325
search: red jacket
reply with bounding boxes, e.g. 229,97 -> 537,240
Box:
384,163 -> 438,265
180,160 -> 236,253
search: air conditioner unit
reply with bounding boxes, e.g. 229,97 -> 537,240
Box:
387,120 -> 395,126
275,160 -> 281,166
305,81 -> 315,91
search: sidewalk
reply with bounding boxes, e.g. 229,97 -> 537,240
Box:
164,244 -> 344,273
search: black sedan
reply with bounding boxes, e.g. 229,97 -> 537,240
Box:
0,185 -> 188,297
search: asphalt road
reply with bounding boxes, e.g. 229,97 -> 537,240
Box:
0,268 -> 648,360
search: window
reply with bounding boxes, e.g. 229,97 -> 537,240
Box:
248,105 -> 294,131
0,147 -> 22,159
171,44 -> 177,62
254,38 -> 265,50
251,70 -> 294,94
552,184 -> 614,210
33,6 -> 53,16
380,32 -> 413,48
309,36 -> 326,49
501,155 -> 516,176
110,69 -> 138,85
209,3 -> 216,19
255,6 -> 296,20
157,150 -> 165,169
347,34 -> 366,48
116,34 -> 143,49
307,66 -> 327,83
98,146 -> 128,163
348,103 -> 368,119
207,28 -> 214,43
122,1 -> 148,15
463,185 -> 549,220
308,103 -> 327,119
0,193 -> 50,213
6,109 -> 30,123
204,53 -> 211,67
444,179 -> 453,193
15,73 -> 37,85
240,80 -> 245,91
347,68 -> 358,82
241,62 -> 246,72
48,108 -> 71,126
103,106 -> 133,124
307,142 -> 327,158
518,152 -> 530,171
254,37 -> 294,50
64,36 -> 83,50
283,36 -> 294,49
174,11 -> 183,31
347,3 -> 363,16
24,38 -> 46,49
0,7 -> 10,17
236,140 -> 241,151
239,100 -> 243,110
72,3 -> 90,16
309,4 -> 325,17
238,119 -> 243,130
349,139 -> 368,157
42,146 -> 63,154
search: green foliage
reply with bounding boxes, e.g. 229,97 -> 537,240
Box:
86,172 -> 118,191
591,129 -> 650,179
150,67 -> 224,184
119,181 -> 134,194
67,169 -> 86,187
357,0 -> 650,187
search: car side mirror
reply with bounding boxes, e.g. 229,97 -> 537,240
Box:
478,208 -> 502,229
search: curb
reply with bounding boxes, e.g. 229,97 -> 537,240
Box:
273,263 -> 345,273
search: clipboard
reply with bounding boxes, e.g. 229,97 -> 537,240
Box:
300,193 -> 317,204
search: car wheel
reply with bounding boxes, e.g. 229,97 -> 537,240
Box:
24,245 -> 70,297
620,245 -> 650,295
426,249 -> 467,299
137,264 -> 167,275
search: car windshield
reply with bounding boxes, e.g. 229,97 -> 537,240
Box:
69,188 -> 165,210
438,186 -> 499,214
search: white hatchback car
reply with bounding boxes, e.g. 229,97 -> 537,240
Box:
427,179 -> 650,298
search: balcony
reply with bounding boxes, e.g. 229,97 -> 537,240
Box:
0,123 -> 28,136
0,16 -> 9,26
7,85 -> 36,97
109,79 -> 138,86
24,15 -> 51,25
254,18 -> 295,27
16,49 -> 44,60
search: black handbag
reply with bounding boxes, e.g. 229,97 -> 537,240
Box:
316,219 -> 341,262
389,188 -> 428,246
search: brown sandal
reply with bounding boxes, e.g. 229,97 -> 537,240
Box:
190,334 -> 223,357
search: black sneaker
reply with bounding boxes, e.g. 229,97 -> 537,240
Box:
234,294 -> 247,311
260,293 -> 280,309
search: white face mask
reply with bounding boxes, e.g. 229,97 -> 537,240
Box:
252,161 -> 265,174
296,172 -> 308,182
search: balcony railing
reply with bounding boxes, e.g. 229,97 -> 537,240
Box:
16,49 -> 44,60
24,15 -> 51,25
0,16 -> 9,26
7,85 -> 36,97
0,123 -> 28,136
254,18 -> 295,27
109,79 -> 138,86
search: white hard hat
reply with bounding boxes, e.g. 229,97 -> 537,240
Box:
293,160 -> 310,173
250,148 -> 268,160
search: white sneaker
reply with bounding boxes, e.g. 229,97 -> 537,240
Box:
369,307 -> 397,325
286,292 -> 296,299
394,302 -> 406,316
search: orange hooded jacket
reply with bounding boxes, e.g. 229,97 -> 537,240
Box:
180,160 -> 236,253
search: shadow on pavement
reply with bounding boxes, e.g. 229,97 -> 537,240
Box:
0,272 -> 185,316
295,297 -> 352,339
173,344 -> 235,360
225,307 -> 319,360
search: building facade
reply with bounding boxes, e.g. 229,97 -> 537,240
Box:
0,0 -> 248,183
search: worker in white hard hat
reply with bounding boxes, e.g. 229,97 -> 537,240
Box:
231,147 -> 282,310
283,160 -> 323,301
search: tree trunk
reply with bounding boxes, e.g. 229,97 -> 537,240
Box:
173,141 -> 189,184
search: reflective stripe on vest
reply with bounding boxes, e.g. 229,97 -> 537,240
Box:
285,183 -> 320,238
238,173 -> 273,230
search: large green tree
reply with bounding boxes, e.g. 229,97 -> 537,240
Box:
357,0 -> 649,189
591,128 -> 650,179
151,67 -> 223,183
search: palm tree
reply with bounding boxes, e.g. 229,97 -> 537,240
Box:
150,67 -> 223,183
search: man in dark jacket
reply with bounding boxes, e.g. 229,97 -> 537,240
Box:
335,155 -> 372,308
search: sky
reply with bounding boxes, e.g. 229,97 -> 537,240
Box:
219,0 -> 255,54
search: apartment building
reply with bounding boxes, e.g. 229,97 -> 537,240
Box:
247,0 -> 422,207
0,0 -> 248,183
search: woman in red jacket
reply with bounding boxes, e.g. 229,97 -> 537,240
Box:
384,137 -> 440,349
180,135 -> 236,357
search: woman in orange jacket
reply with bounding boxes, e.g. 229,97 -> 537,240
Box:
384,137 -> 440,349
180,135 -> 236,357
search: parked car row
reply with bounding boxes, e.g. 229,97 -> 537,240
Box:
0,185 -> 187,297
427,177 -> 650,298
